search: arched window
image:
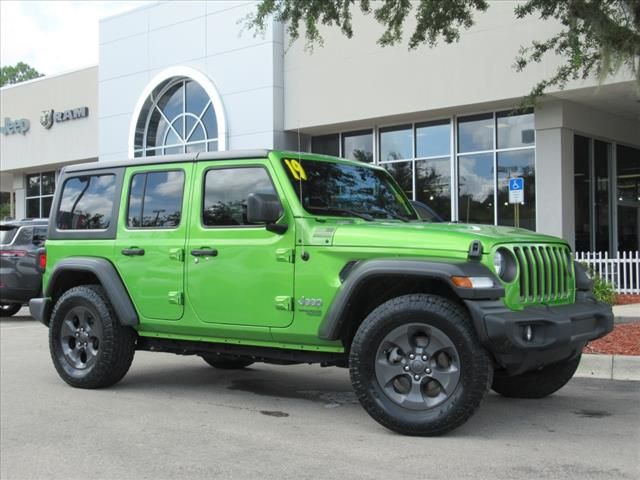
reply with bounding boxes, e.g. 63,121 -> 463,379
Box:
133,77 -> 220,157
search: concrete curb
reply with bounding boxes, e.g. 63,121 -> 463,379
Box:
575,354 -> 640,381
614,316 -> 640,324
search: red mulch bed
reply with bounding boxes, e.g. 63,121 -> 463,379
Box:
616,294 -> 640,305
583,323 -> 640,356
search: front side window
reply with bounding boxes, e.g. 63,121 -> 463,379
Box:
127,171 -> 185,228
282,159 -> 417,221
56,175 -> 115,230
203,167 -> 278,227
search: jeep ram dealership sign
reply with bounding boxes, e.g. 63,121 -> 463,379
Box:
40,107 -> 89,129
0,106 -> 89,136
0,118 -> 30,135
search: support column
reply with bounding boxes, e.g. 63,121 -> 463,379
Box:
534,126 -> 575,246
12,174 -> 25,220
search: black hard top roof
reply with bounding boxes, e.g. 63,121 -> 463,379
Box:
63,149 -> 272,174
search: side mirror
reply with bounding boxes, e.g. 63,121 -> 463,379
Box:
247,193 -> 287,234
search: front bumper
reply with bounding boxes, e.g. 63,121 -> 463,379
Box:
466,293 -> 614,375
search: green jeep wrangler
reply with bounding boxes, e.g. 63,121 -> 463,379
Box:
30,149 -> 613,436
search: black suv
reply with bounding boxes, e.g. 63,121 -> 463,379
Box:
0,219 -> 48,316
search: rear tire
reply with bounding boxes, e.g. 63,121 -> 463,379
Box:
491,355 -> 581,399
201,354 -> 253,370
0,303 -> 22,317
349,294 -> 492,436
49,285 -> 136,388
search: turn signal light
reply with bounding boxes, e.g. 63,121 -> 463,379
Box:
451,276 -> 494,289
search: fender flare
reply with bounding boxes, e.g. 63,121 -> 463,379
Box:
46,257 -> 139,326
318,258 -> 504,340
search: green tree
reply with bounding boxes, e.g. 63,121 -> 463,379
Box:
249,0 -> 640,105
0,62 -> 43,87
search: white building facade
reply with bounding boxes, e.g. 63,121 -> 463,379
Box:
1,1 -> 638,260
0,66 -> 98,220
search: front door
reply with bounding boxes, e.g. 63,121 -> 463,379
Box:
114,164 -> 192,321
186,161 -> 295,328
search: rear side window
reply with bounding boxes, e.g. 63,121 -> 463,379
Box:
203,167 -> 277,227
56,175 -> 115,230
127,170 -> 185,228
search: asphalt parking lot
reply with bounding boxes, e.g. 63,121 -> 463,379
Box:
1,310 -> 639,480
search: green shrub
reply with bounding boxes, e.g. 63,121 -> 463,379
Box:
582,263 -> 616,305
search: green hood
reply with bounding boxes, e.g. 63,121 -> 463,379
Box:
329,221 -> 566,253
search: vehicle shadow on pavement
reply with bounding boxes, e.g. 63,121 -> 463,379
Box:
112,356 -> 639,438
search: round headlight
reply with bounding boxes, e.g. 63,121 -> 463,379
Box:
493,250 -> 505,277
494,248 -> 517,282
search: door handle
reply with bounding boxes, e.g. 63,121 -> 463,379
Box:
190,248 -> 218,257
121,248 -> 145,256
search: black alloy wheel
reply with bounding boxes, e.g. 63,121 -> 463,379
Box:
350,294 -> 492,436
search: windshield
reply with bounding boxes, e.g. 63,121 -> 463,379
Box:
282,158 -> 418,221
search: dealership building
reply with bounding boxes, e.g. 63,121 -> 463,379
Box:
1,1 -> 638,259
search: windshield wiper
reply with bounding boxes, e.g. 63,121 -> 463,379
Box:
369,207 -> 411,222
384,212 -> 411,222
306,207 -> 374,221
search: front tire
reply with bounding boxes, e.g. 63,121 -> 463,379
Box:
0,303 -> 22,317
350,294 -> 492,436
49,285 -> 136,388
491,355 -> 581,398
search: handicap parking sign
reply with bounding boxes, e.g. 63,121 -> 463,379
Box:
509,177 -> 524,203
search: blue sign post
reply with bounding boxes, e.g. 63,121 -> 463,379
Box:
508,177 -> 524,227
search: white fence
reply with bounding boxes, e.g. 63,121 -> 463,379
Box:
575,251 -> 640,294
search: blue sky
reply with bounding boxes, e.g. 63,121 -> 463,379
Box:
0,1 -> 153,76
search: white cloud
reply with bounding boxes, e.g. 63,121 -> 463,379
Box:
0,0 -> 154,76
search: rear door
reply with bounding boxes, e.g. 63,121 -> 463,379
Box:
114,163 -> 192,321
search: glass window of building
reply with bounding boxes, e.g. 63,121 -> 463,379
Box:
496,110 -> 535,149
458,153 -> 494,224
415,120 -> 452,220
458,114 -> 493,153
308,111 -> 536,227
25,171 -> 55,219
380,125 -> 412,161
574,135 -> 591,252
457,111 -> 536,228
416,120 -> 450,158
383,162 -> 414,199
497,150 -> 535,230
573,136 -> 639,254
416,158 -> 451,221
311,134 -> 339,157
616,144 -> 639,252
133,78 -> 219,157
342,130 -> 373,163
